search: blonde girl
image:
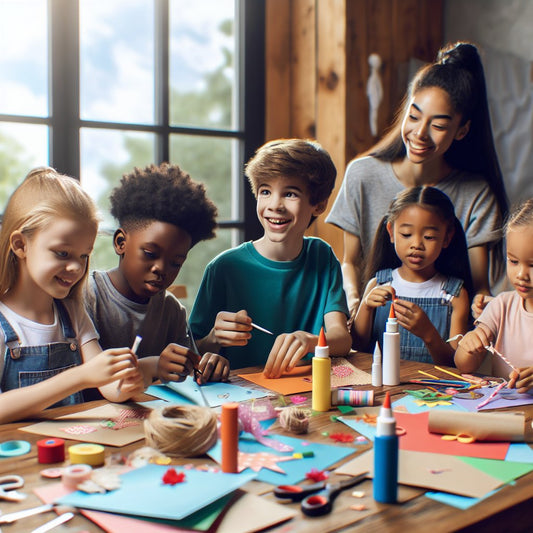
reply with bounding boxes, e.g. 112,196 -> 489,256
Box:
456,199 -> 533,392
0,168 -> 143,423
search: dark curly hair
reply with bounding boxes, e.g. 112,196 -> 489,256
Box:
110,163 -> 217,247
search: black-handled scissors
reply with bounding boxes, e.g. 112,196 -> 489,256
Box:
274,471 -> 369,517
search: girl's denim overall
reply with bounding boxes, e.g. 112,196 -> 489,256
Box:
371,268 -> 463,363
0,300 -> 84,407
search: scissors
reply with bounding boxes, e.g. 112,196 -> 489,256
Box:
274,472 -> 368,516
0,475 -> 26,502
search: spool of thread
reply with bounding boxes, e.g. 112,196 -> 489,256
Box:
278,406 -> 310,434
331,389 -> 374,407
68,443 -> 105,466
37,438 -> 65,464
221,403 -> 239,473
62,464 -> 93,490
144,405 -> 218,458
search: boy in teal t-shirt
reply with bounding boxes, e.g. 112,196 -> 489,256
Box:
189,139 -> 351,376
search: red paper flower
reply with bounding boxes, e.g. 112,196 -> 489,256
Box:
305,468 -> 329,482
162,467 -> 186,485
329,432 -> 355,443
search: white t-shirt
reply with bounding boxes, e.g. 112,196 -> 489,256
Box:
0,299 -> 98,381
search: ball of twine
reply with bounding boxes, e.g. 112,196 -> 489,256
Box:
144,405 -> 218,457
279,406 -> 310,434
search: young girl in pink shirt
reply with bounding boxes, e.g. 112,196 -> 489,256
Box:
455,199 -> 533,392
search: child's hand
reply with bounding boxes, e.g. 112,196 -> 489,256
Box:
471,294 -> 493,319
508,366 -> 533,393
263,331 -> 314,379
392,299 -> 432,339
158,343 -> 197,383
84,347 -> 139,387
212,309 -> 252,347
457,328 -> 491,355
117,370 -> 146,396
198,353 -> 230,383
362,285 -> 395,308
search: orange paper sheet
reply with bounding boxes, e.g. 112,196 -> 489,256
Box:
238,366 -> 312,395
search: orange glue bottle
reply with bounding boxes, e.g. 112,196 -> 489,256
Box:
312,327 -> 331,412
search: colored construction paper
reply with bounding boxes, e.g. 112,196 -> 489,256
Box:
56,465 -> 256,521
336,449 -> 503,498
146,376 -> 267,407
425,489 -> 499,510
35,483 -> 297,533
20,403 -> 147,446
453,386 -> 533,411
394,411 -> 510,460
238,366 -> 313,395
459,457 -> 533,483
208,433 -> 356,485
506,442 -> 533,462
393,393 -> 468,414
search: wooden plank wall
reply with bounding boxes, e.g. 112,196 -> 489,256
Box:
265,0 -> 443,260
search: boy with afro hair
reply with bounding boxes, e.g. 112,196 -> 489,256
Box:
85,163 -> 229,390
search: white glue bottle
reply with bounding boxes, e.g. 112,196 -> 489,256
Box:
312,327 -> 331,411
371,342 -> 382,387
382,304 -> 400,386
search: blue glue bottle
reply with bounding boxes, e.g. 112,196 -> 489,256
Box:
373,391 -> 398,503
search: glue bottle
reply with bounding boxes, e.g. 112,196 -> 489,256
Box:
382,304 -> 400,386
312,327 -> 331,411
373,391 -> 398,503
371,342 -> 382,387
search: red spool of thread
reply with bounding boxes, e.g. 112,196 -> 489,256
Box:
37,438 -> 65,464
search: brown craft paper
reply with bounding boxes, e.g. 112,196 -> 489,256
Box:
336,449 -> 503,498
428,410 -> 532,442
20,403 -> 147,447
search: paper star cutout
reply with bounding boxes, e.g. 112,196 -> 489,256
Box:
237,451 -> 296,473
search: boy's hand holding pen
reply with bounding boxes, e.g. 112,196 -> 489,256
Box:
213,309 -> 273,347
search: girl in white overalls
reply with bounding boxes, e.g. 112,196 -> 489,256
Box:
0,168 -> 144,424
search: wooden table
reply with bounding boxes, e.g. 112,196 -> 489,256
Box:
1,353 -> 532,533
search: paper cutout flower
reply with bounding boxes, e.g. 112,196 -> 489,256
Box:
290,395 -> 308,405
305,468 -> 329,482
162,467 -> 186,485
329,432 -> 355,443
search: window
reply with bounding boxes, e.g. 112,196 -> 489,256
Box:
0,0 -> 264,309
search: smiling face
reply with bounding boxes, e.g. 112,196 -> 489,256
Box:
111,220 -> 192,304
254,176 -> 326,260
387,205 -> 452,282
506,226 -> 533,311
401,86 -> 470,166
11,217 -> 96,301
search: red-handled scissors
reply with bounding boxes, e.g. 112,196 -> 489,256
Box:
274,471 -> 369,516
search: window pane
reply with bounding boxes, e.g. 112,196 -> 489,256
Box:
80,128 -> 156,229
79,0 -> 154,124
178,228 -> 234,310
169,0 -> 236,129
0,123 -> 48,208
170,135 -> 238,221
0,0 -> 48,117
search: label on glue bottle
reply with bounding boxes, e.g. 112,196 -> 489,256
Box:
382,304 -> 400,386
312,327 -> 331,411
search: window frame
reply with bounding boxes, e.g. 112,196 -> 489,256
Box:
43,0 -> 264,240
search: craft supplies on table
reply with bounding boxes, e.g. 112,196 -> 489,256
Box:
37,438 -> 65,464
312,327 -> 331,411
68,443 -> 105,466
221,403 -> 239,473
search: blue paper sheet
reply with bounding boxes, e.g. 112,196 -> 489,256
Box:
208,433 -> 356,485
393,394 -> 468,414
146,376 -> 268,407
56,465 -> 256,521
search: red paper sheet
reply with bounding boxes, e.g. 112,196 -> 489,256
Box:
395,411 -> 510,460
